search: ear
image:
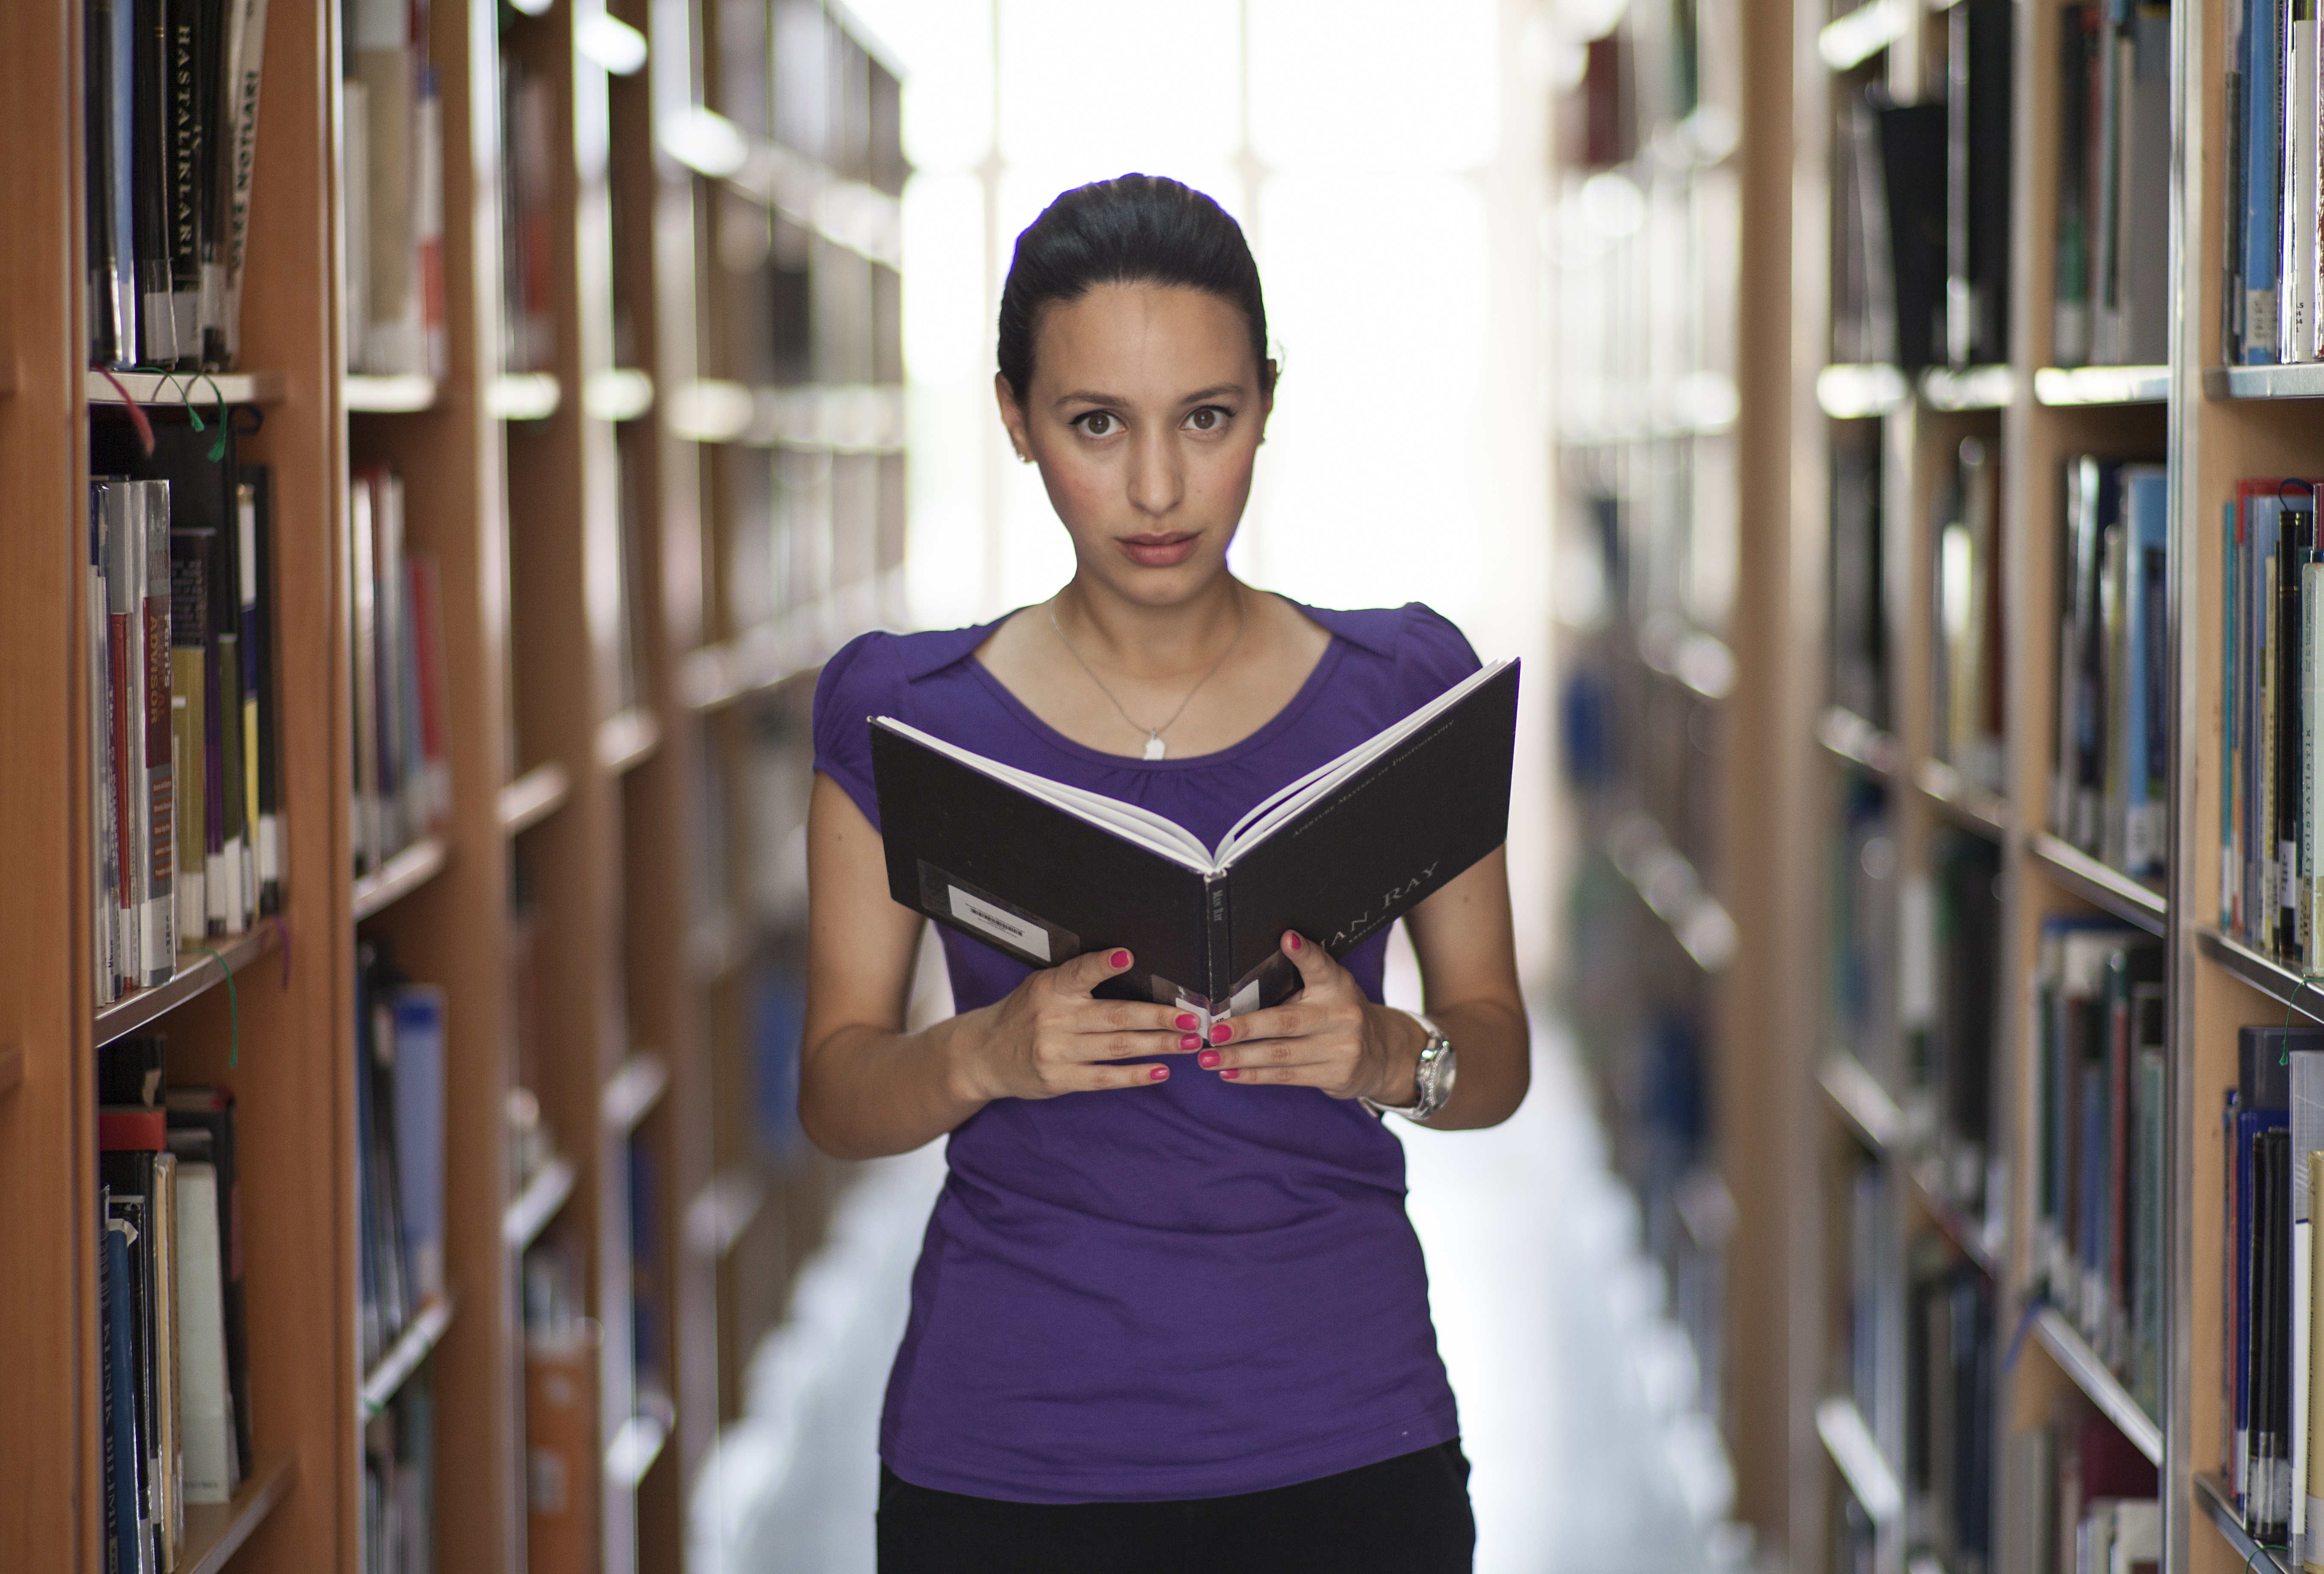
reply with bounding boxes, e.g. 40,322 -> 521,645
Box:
995,371 -> 1035,464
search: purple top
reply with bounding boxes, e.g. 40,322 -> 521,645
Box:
812,600 -> 1476,1503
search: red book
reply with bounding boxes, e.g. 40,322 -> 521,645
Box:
98,1107 -> 167,1152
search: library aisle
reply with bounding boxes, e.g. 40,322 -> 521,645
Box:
688,1026 -> 1742,1574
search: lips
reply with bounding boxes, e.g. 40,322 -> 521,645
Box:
1119,532 -> 1200,568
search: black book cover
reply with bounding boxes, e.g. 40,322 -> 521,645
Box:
133,0 -> 176,364
870,662 -> 1519,1016
89,0 -> 140,368
166,1086 -> 251,1476
1874,97 -> 1950,373
101,1202 -> 146,1574
2252,1125 -> 2293,1538
98,1145 -> 158,1567
1947,0 -> 2013,367
163,0 -> 201,366
2279,499 -> 2313,956
99,1035 -> 169,1109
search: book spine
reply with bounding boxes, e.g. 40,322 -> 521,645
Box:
219,0 -> 268,363
349,474 -> 379,873
246,472 -> 280,912
92,489 -> 120,1006
2254,0 -> 2288,360
163,0 -> 200,365
140,484 -> 175,986
2290,0 -> 2320,363
1203,874 -> 1229,1011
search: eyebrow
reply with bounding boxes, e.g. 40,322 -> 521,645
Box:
1050,383 -> 1246,409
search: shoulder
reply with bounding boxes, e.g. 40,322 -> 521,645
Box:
1295,600 -> 1481,709
812,622 -> 998,826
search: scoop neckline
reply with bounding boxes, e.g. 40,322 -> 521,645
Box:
963,602 -> 1349,771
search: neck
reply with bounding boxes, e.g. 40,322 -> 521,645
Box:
1053,572 -> 1248,678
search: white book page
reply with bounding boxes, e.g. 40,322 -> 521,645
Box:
875,719 -> 1215,871
1211,660 -> 1512,867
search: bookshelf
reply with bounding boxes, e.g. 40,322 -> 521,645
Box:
1736,0 -> 2324,1553
0,0 -> 900,1568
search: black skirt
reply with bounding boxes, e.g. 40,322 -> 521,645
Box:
876,1439 -> 1474,1574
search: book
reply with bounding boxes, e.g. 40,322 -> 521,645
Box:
391,984 -> 446,1304
867,660 -> 1519,1019
102,1213 -> 150,1574
166,1086 -> 253,1477
100,479 -> 177,989
169,527 -> 212,944
90,487 -> 123,1005
1946,0 -> 2012,368
345,0 -> 445,377
173,1160 -> 240,1503
1873,98 -> 1950,374
218,0 -> 269,364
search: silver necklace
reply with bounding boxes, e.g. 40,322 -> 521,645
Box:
1046,589 -> 1247,759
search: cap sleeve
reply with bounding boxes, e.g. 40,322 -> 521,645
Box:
1394,602 -> 1484,715
811,631 -> 907,831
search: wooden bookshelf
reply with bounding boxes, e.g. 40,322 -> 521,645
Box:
0,0 -> 901,1567
1737,0 -> 2306,1554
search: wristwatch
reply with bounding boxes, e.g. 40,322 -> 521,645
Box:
1362,1013 -> 1457,1123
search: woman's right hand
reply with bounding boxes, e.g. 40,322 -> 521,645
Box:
950,947 -> 1200,1102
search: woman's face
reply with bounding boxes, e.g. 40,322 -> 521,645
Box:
998,282 -> 1272,607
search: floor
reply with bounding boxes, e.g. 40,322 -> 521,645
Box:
687,1026 -> 1745,1573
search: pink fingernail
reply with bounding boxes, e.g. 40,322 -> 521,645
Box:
1198,1050 -> 1220,1070
1149,1065 -> 1169,1081
1180,1034 -> 1202,1051
1288,933 -> 1303,951
1209,1024 -> 1232,1045
1220,1068 -> 1240,1080
1110,950 -> 1131,969
1175,1012 -> 1198,1030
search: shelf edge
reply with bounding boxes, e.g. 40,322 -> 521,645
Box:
597,708 -> 661,775
498,763 -> 572,836
2196,927 -> 2324,1023
1816,705 -> 1903,778
1912,757 -> 2009,840
2030,1307 -> 2161,1463
352,835 -> 450,922
2024,832 -> 2168,936
359,1295 -> 454,1416
603,1051 -> 671,1134
178,1450 -> 297,1574
1816,1049 -> 1901,1153
1814,1395 -> 1903,1524
503,1156 -> 578,1251
2193,1472 -> 2293,1573
95,919 -> 281,1048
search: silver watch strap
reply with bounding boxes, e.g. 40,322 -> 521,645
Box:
1363,1012 -> 1449,1121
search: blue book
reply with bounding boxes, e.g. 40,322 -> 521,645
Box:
2228,500 -> 2243,928
102,1216 -> 148,1574
390,984 -> 446,1305
2247,0 -> 2286,363
2123,466 -> 2170,876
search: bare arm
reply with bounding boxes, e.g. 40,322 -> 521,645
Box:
1200,848 -> 1530,1130
798,773 -> 1197,1160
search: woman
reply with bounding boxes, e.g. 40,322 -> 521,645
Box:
802,174 -> 1530,1573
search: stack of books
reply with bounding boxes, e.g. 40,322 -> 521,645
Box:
2052,0 -> 2171,367
2033,920 -> 2167,1418
97,1035 -> 255,1574
86,418 -> 283,1006
1930,439 -> 2005,794
355,940 -> 445,1374
347,466 -> 450,880
2050,457 -> 2170,882
341,0 -> 445,379
2225,0 -> 2324,365
83,0 -> 271,371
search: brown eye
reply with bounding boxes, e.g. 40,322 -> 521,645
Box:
1184,406 -> 1228,432
1077,411 -> 1118,436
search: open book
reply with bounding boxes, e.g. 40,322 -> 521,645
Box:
869,659 -> 1518,1020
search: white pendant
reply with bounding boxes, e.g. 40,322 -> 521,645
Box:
1143,733 -> 1166,760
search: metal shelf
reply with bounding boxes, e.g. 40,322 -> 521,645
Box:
2024,832 -> 2167,937
2197,927 -> 2324,1024
1818,1049 -> 1902,1153
1913,758 -> 2008,841
2194,1473 -> 2293,1571
95,919 -> 281,1047
87,369 -> 286,405
2030,1307 -> 2161,1464
1816,706 -> 1902,779
498,763 -> 572,836
2205,362 -> 2324,400
358,1295 -> 453,1417
344,373 -> 438,412
503,1156 -> 577,1251
352,836 -> 450,922
1815,1395 -> 1903,1525
2032,365 -> 2169,405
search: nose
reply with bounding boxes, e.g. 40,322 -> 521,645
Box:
1125,422 -> 1182,519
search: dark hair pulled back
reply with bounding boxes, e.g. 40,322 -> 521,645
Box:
997,174 -> 1273,401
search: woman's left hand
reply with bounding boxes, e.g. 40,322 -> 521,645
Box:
1198,931 -> 1423,1103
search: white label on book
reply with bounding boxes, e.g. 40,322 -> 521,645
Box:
947,886 -> 1050,962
